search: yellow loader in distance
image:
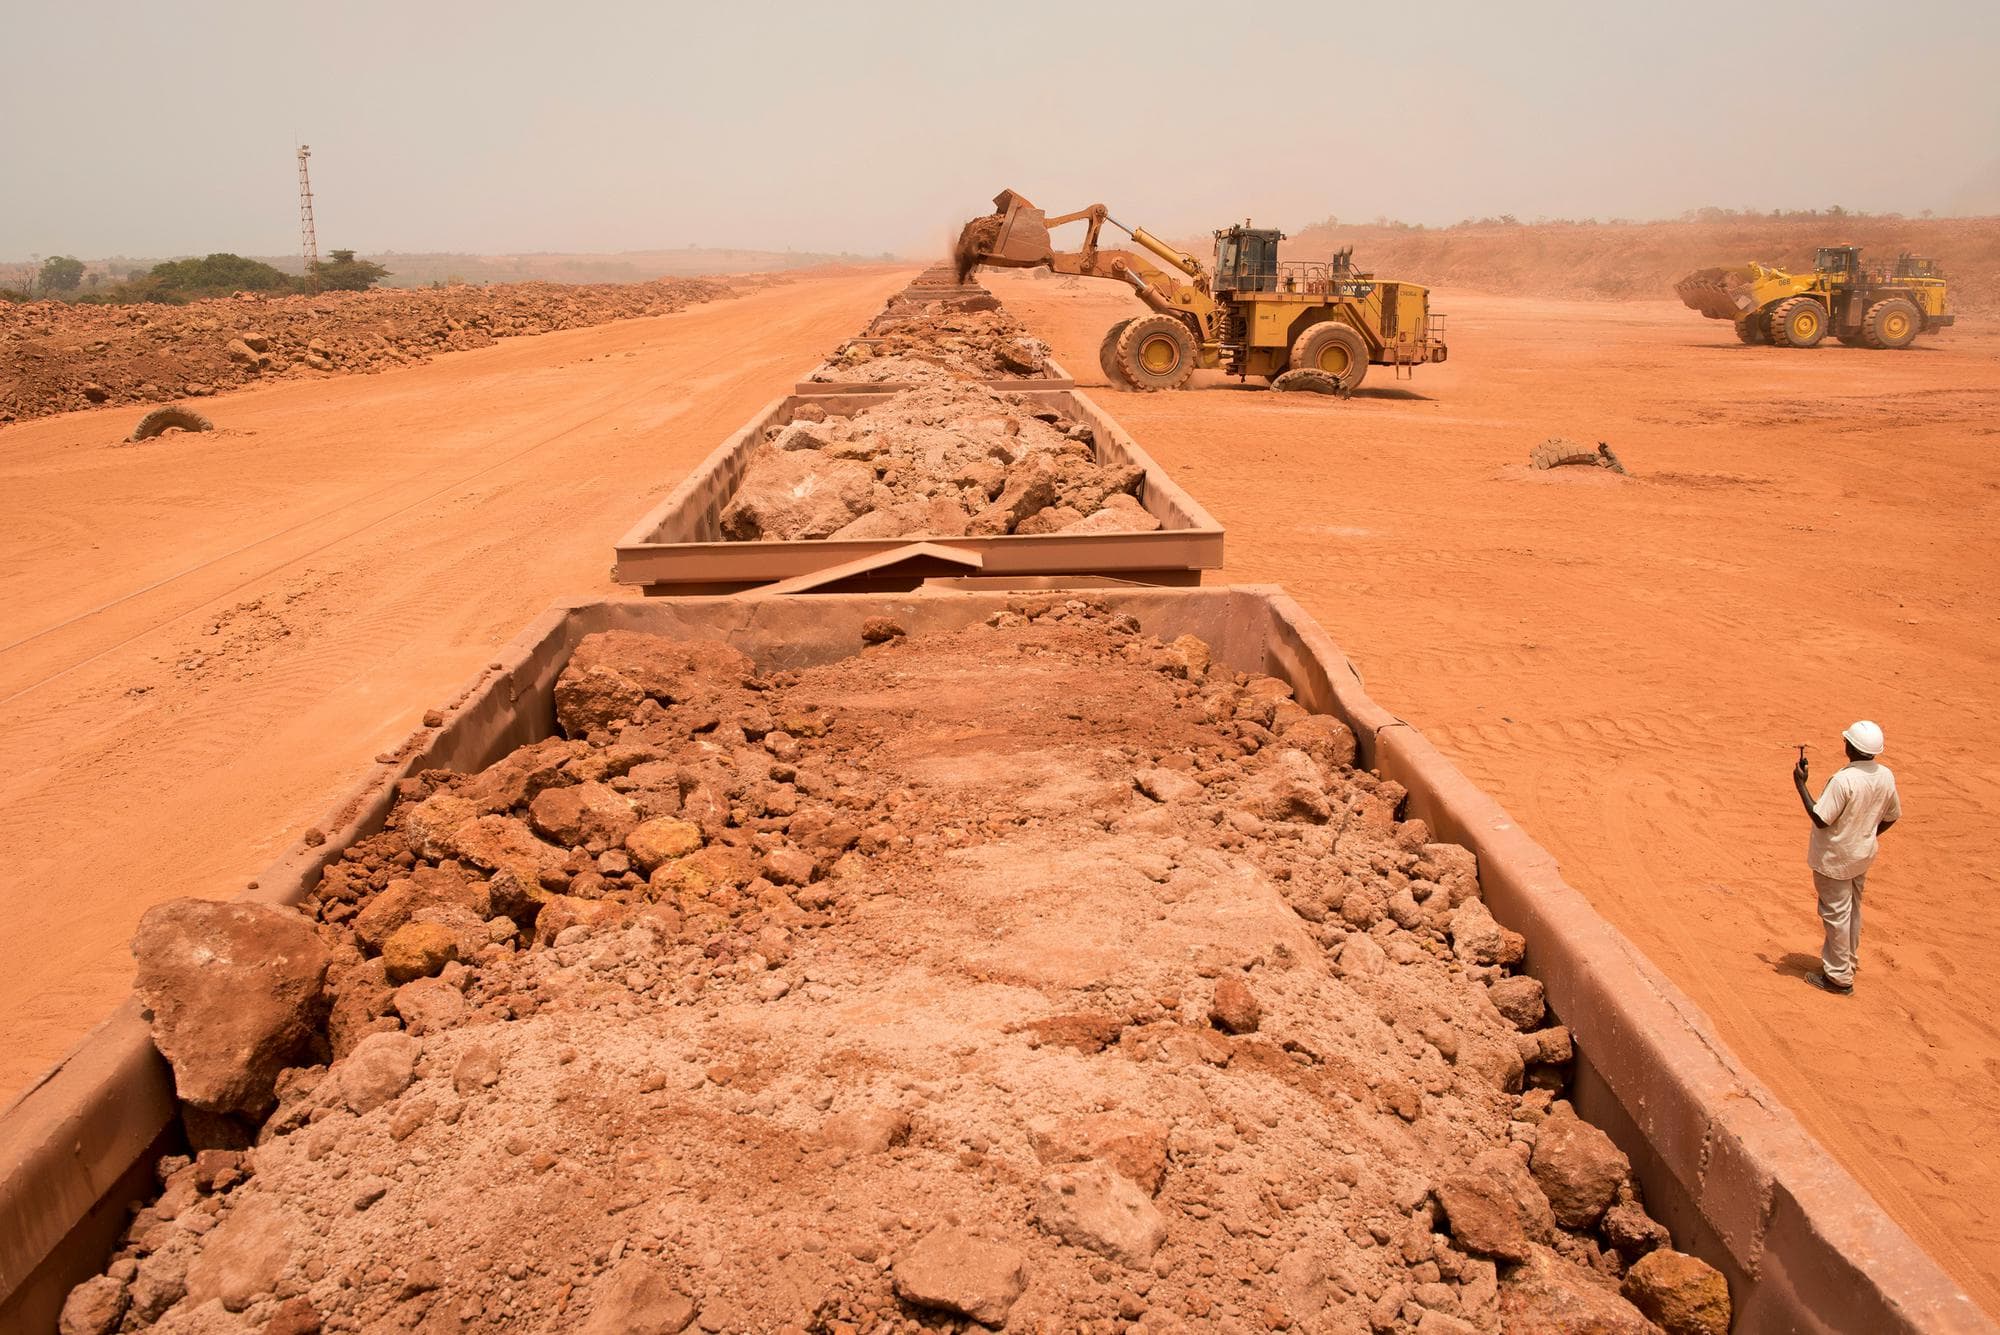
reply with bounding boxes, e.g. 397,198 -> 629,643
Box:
1675,246 -> 1953,349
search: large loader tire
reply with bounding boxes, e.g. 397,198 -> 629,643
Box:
1862,297 -> 1920,349
1288,321 -> 1370,391
1098,318 -> 1137,388
1768,297 -> 1828,348
1114,315 -> 1197,392
1734,316 -> 1768,345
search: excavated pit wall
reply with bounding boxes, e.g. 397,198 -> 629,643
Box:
2,589 -> 1990,1334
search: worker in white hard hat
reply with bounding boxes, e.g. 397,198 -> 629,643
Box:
1791,721 -> 1900,995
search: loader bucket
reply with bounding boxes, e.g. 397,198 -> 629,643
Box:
1673,266 -> 1757,320
954,188 -> 1056,281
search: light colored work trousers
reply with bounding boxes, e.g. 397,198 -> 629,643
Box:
1812,870 -> 1867,987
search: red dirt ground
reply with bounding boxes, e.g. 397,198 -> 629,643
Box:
1,261 -> 1995,1314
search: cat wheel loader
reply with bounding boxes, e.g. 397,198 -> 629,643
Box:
1674,247 -> 1953,349
954,189 -> 1447,393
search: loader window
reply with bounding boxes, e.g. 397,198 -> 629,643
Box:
1215,230 -> 1279,293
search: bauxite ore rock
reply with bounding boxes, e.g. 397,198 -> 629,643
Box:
131,899 -> 330,1117
1530,1102 -> 1632,1228
1208,974 -> 1264,1034
1621,1248 -> 1733,1335
892,1228 -> 1029,1327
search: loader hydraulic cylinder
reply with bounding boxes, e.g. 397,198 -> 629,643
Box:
1124,225 -> 1203,278
1117,262 -> 1158,301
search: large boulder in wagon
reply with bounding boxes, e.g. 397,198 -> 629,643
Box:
131,900 -> 330,1117
718,446 -> 875,541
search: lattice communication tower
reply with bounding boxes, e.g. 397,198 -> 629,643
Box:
297,144 -> 320,293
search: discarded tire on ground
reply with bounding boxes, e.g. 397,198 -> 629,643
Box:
1271,368 -> 1348,396
1529,440 -> 1630,475
1530,439 -> 1601,470
126,406 -> 214,443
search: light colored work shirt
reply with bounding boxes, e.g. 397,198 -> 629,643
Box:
1808,760 -> 1901,880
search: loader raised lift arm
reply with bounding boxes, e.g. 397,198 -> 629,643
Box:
954,188 -> 1447,393
956,190 -> 1224,341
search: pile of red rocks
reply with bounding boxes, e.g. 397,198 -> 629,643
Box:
719,384 -> 1159,542
805,305 -> 1052,388
0,276 -> 737,425
84,606 -> 1731,1334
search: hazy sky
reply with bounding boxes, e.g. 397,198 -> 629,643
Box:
6,0 -> 1998,262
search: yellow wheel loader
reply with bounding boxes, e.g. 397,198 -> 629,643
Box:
954,189 -> 1447,393
1674,247 -> 1953,349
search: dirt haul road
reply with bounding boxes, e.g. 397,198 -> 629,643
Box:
981,270 -> 2000,1315
0,265 -> 911,1095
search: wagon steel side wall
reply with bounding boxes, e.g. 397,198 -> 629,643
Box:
1,590 -> 1988,1334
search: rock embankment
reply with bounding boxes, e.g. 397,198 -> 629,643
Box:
88,603 -> 1730,1333
0,276 -> 740,425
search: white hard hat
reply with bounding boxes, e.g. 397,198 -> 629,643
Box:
1843,720 -> 1885,756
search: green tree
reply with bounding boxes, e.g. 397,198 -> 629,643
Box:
148,253 -> 295,298
312,249 -> 390,292
40,255 -> 85,293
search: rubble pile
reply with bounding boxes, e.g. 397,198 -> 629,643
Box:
80,606 -> 1730,1333
0,276 -> 738,425
719,384 -> 1160,543
806,307 -> 1052,387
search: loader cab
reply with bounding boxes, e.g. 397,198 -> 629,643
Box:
1213,225 -> 1284,294
1814,246 -> 1863,279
